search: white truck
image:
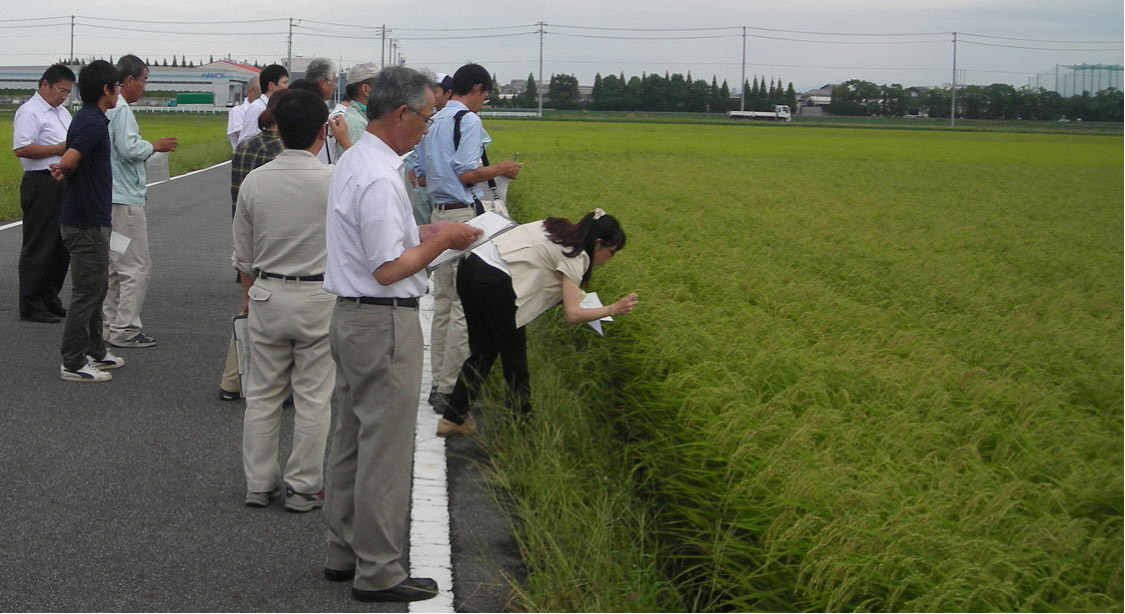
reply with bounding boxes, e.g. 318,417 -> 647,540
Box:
728,105 -> 791,122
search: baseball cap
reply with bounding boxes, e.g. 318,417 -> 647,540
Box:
346,63 -> 379,85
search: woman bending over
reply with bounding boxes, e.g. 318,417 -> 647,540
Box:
438,208 -> 638,437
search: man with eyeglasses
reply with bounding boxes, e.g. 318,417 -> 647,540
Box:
413,63 -> 522,416
321,66 -> 480,603
12,64 -> 76,323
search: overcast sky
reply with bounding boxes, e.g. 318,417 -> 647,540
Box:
4,1 -> 1122,91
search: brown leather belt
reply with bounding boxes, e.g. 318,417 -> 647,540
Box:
434,202 -> 471,211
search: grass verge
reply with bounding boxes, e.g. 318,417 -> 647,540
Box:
475,120 -> 1123,611
1,112 -> 229,222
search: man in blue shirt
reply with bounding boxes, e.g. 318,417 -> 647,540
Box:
50,60 -> 126,383
413,64 -> 521,411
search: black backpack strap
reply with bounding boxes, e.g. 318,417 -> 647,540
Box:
452,110 -> 498,194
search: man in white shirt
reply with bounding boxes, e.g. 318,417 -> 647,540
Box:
12,64 -> 75,323
238,64 -> 288,145
321,66 -> 480,603
226,75 -> 259,150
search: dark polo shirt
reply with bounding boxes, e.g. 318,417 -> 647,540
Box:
60,103 -> 112,229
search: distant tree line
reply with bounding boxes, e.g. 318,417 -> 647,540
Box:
496,71 -> 799,113
830,78 -> 1124,122
56,55 -> 254,69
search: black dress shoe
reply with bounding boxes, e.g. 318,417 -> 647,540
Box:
21,312 -> 60,324
218,388 -> 242,401
351,577 -> 439,602
323,567 -> 355,582
46,302 -> 67,317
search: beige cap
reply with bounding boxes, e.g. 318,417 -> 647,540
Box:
346,63 -> 379,85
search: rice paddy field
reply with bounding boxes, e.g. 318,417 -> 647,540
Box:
1,108 -> 1120,611
0,111 -> 229,221
478,120 -> 1123,611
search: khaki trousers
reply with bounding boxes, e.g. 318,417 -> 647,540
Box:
429,206 -> 474,394
242,277 -> 336,493
103,204 -> 151,343
324,299 -> 422,591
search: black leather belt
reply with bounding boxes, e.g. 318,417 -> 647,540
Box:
258,271 -> 324,282
25,169 -> 52,175
434,202 -> 471,211
338,296 -> 419,308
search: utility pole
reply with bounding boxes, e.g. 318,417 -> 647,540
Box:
286,18 -> 293,71
949,31 -> 957,128
740,26 -> 746,111
537,22 -> 545,117
380,25 -> 387,68
69,15 -> 75,64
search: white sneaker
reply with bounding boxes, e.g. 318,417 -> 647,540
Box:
60,363 -> 112,383
87,351 -> 126,370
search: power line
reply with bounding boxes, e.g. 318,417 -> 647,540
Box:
549,31 -> 949,45
550,23 -> 948,37
300,18 -> 536,32
960,40 -> 1122,52
294,30 -> 536,41
0,16 -> 69,22
75,23 -> 287,36
76,15 -> 287,25
959,32 -> 1123,44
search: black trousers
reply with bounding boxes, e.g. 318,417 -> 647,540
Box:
59,225 -> 110,370
18,171 -> 70,317
443,254 -> 530,425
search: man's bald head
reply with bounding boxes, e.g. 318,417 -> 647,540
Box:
247,75 -> 261,101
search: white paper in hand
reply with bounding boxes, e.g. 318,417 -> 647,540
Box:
581,292 -> 614,336
427,211 -> 517,272
109,231 -> 131,255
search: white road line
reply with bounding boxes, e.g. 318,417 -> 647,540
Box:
410,292 -> 455,613
2,159 -> 234,233
145,159 -> 231,187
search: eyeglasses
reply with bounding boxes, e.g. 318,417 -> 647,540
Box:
406,107 -> 435,126
50,85 -> 72,97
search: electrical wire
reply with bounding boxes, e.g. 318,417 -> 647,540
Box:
959,40 -> 1122,52
959,32 -> 1123,44
549,31 -> 948,45
550,23 -> 948,36
74,23 -> 287,36
76,15 -> 287,25
294,30 -> 536,41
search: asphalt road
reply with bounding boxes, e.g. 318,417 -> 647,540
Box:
0,163 -> 522,612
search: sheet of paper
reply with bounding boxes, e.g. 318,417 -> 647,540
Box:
427,211 -> 517,272
109,231 -> 131,255
232,314 -> 249,394
581,292 -> 614,336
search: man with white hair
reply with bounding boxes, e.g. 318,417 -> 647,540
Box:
302,57 -> 338,165
321,65 -> 480,602
226,75 -> 260,150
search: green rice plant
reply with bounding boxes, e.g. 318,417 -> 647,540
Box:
0,112 -> 229,221
477,120 -> 1123,612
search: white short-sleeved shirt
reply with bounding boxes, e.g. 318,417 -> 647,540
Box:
226,98 -> 248,149
238,94 -> 268,144
323,132 -> 427,299
12,91 -> 72,171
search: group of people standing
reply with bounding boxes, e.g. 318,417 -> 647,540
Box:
14,57 -> 176,382
13,57 -> 637,604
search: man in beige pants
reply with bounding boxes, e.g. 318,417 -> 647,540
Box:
232,89 -> 336,512
322,67 -> 480,603
103,55 -> 177,348
413,63 -> 521,411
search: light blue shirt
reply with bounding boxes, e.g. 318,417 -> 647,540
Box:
106,98 -> 154,206
414,100 -> 485,205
